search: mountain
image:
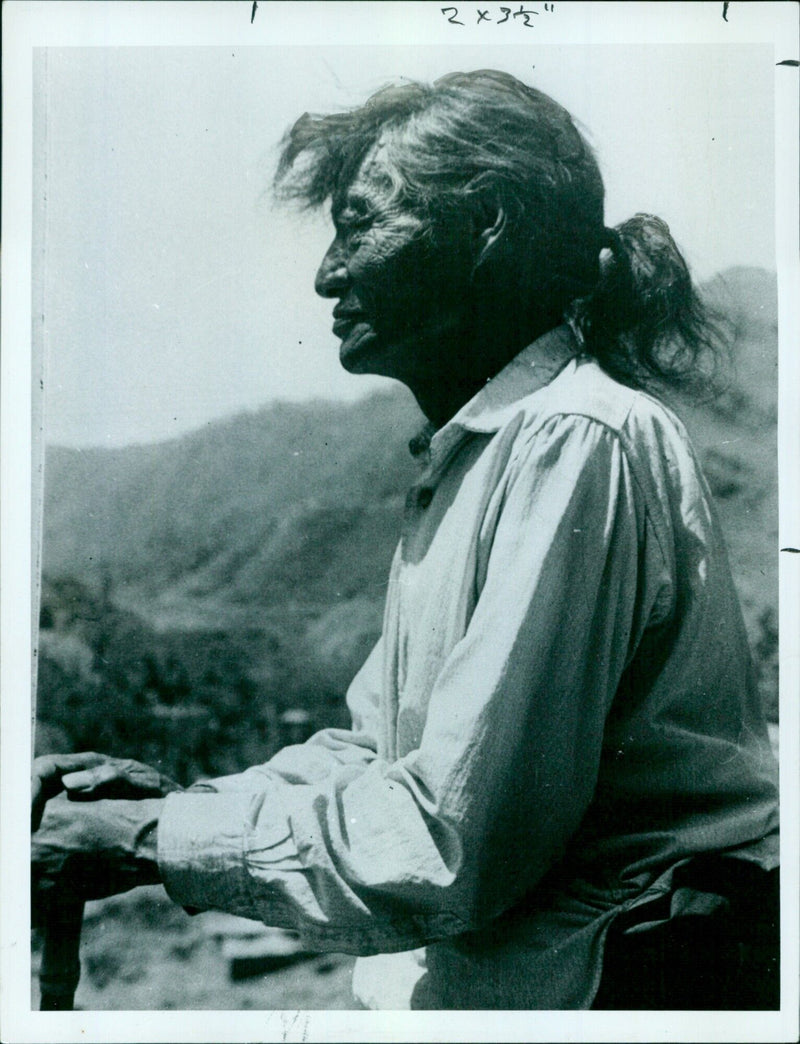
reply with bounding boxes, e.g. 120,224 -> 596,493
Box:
677,266 -> 778,715
37,267 -> 779,772
44,391 -> 423,617
39,391 -> 425,770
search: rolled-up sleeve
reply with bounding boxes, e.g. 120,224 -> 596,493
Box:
158,417 -> 651,954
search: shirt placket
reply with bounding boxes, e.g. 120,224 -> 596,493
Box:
401,422 -> 474,538
385,424 -> 476,756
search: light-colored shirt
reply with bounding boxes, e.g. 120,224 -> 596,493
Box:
158,326 -> 778,1009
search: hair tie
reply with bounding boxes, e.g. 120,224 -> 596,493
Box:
602,227 -> 620,252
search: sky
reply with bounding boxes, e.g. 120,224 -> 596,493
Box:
34,42 -> 776,447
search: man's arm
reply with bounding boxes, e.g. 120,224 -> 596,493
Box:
31,637 -> 385,908
154,417 -> 655,954
33,418 -> 659,951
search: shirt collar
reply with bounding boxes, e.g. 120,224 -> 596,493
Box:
409,325 -> 579,463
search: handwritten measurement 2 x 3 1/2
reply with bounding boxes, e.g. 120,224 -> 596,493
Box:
441,4 -> 555,28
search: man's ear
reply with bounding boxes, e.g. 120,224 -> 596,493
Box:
471,192 -> 507,272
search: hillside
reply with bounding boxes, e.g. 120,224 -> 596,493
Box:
44,392 -> 423,613
39,391 -> 424,772
679,265 -> 779,716
37,266 -> 780,779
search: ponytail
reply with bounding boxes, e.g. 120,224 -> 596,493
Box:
570,214 -> 728,399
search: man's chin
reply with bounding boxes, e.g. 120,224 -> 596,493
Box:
338,328 -> 382,374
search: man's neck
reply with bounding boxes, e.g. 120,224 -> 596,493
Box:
410,318 -> 560,429
411,375 -> 488,430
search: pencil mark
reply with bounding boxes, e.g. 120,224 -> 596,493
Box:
722,2 -> 729,21
251,0 -> 258,24
513,5 -> 539,25
278,1010 -> 309,1041
776,59 -> 800,67
779,547 -> 800,554
441,6 -> 464,25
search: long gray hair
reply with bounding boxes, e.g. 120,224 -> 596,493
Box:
276,70 -> 724,396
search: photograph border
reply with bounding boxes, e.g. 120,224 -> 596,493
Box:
2,3 -> 798,1042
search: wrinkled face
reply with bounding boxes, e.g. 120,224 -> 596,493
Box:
314,144 -> 476,389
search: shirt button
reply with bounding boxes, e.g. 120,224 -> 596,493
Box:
417,487 -> 434,509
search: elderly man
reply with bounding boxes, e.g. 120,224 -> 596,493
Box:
33,71 -> 779,1010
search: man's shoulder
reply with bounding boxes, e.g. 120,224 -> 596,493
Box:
518,357 -> 686,448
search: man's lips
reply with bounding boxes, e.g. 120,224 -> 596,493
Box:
332,309 -> 368,336
332,305 -> 365,320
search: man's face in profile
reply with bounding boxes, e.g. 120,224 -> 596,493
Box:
314,142 -> 475,391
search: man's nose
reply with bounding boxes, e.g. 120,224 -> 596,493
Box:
315,239 -> 348,298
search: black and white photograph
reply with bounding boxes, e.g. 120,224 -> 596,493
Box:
2,2 -> 798,1041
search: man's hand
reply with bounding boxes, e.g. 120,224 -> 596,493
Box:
32,753 -> 178,927
32,752 -> 182,831
32,792 -> 164,928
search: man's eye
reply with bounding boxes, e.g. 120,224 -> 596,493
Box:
337,212 -> 372,237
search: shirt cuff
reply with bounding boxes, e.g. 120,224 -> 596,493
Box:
157,789 -> 258,915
